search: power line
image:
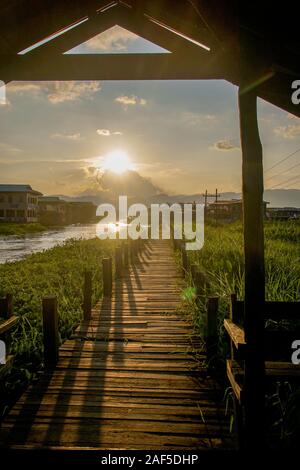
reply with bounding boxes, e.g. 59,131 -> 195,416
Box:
267,173 -> 300,189
265,161 -> 300,183
277,177 -> 300,188
264,147 -> 300,174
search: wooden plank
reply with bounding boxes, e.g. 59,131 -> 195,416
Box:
226,360 -> 244,404
0,53 -> 227,82
224,319 -> 246,353
0,315 -> 18,335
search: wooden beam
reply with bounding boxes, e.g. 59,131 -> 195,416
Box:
239,83 -> 266,449
115,4 -> 209,57
26,5 -> 119,56
0,0 -> 114,53
0,53 -> 227,81
122,0 -> 218,51
257,70 -> 300,118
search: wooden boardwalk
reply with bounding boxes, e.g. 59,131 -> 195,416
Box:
0,241 -> 232,450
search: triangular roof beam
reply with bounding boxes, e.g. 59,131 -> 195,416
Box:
22,3 -> 211,59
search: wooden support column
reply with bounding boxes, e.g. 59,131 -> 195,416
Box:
115,246 -> 123,278
42,297 -> 59,369
181,243 -> 188,276
0,293 -> 13,319
190,264 -> 198,285
239,85 -> 266,448
206,297 -> 219,365
123,243 -> 129,267
83,270 -> 92,320
102,257 -> 112,297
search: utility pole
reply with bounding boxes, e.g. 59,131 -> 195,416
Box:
203,189 -> 208,208
203,189 -> 221,221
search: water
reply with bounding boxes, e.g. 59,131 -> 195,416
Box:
0,224 -> 98,264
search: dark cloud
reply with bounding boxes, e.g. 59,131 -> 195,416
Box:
213,139 -> 238,151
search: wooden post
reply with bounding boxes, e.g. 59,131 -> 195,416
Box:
239,83 -> 266,447
42,297 -> 59,369
0,293 -> 13,319
123,243 -> 129,267
148,207 -> 151,239
129,239 -> 135,264
181,243 -> 188,276
102,257 -> 112,297
206,297 -> 219,365
190,264 -> 198,285
0,294 -> 13,353
83,270 -> 92,320
195,270 -> 206,302
174,239 -> 180,251
115,246 -> 123,278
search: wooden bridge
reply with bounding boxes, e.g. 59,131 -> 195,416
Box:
0,240 -> 232,451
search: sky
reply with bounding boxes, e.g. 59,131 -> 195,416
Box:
0,25 -> 300,198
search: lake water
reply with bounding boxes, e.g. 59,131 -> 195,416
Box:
0,224 -> 99,264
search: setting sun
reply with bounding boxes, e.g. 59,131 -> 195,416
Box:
102,150 -> 132,174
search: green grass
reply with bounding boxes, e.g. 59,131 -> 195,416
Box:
184,220 -> 300,358
0,222 -> 48,236
0,237 -> 116,413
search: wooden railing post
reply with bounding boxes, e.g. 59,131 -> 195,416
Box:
129,239 -> 134,264
123,243 -> 129,267
173,239 -> 180,251
102,257 -> 112,297
132,239 -> 138,263
195,270 -> 205,301
83,270 -> 92,320
0,293 -> 13,319
0,293 -> 14,353
181,243 -> 188,276
115,246 -> 123,278
137,238 -> 141,256
190,264 -> 198,285
206,296 -> 219,365
42,297 -> 59,369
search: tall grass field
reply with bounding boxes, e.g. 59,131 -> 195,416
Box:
185,220 -> 299,340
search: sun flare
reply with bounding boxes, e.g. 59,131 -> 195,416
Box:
102,150 -> 132,174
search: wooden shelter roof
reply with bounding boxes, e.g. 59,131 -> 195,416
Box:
0,1 -> 299,117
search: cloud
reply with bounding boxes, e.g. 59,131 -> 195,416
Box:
6,81 -> 101,104
83,25 -> 137,52
8,83 -> 42,94
182,112 -> 216,127
97,129 -> 123,137
97,129 -> 110,137
0,99 -> 10,107
287,113 -> 300,121
47,81 -> 101,104
212,139 -> 238,151
274,124 -> 300,139
143,162 -> 187,179
115,95 -> 147,109
51,132 -> 82,141
0,142 -> 22,153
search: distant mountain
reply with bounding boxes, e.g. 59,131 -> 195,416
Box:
49,170 -> 300,208
263,189 -> 300,208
